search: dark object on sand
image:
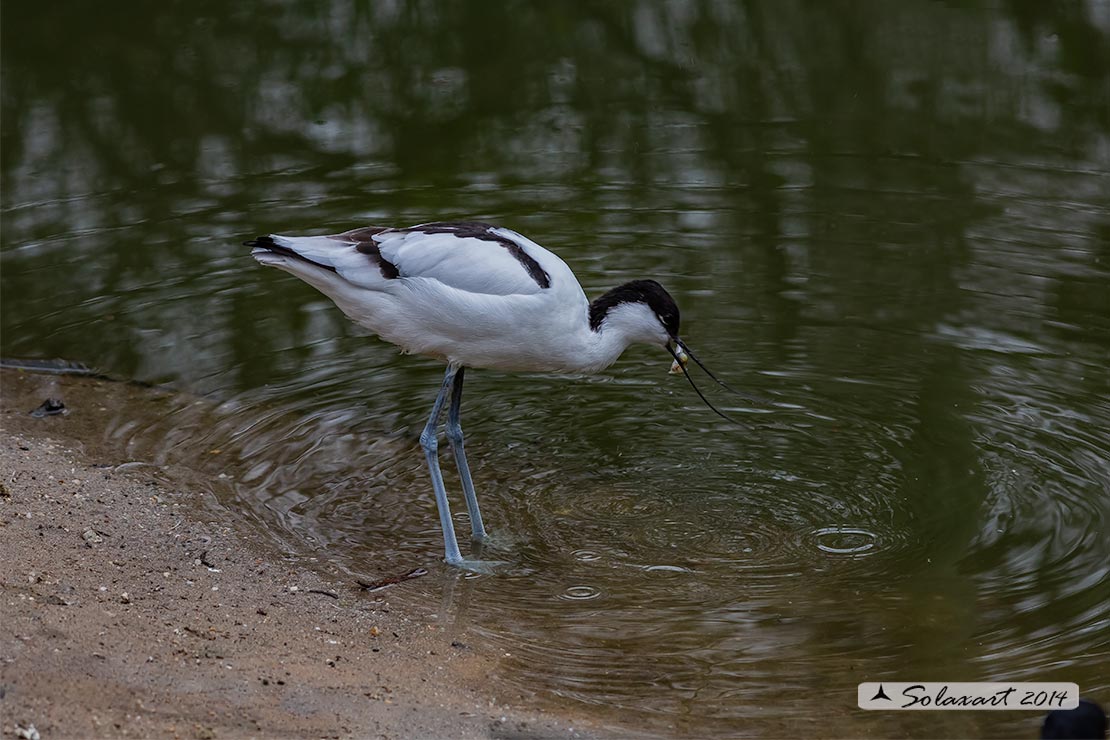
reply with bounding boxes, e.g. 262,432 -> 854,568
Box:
2,358 -> 95,375
356,568 -> 429,592
1042,699 -> 1107,739
30,398 -> 66,417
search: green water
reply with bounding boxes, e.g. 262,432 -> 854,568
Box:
3,2 -> 1109,737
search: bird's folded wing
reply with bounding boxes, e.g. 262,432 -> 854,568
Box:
373,226 -> 550,296
271,223 -> 553,297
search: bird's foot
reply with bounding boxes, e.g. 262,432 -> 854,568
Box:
470,528 -> 516,550
443,556 -> 510,575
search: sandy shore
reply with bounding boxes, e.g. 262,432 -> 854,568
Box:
0,368 -> 597,739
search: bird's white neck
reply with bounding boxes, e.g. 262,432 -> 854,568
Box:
566,300 -> 670,374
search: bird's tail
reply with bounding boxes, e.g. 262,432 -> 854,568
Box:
246,234 -> 347,273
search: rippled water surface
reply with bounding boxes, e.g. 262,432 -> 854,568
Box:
3,2 -> 1109,737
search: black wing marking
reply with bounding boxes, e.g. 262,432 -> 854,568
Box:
331,227 -> 400,279
398,221 -> 551,289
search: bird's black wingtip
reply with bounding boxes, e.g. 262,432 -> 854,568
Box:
243,235 -> 275,249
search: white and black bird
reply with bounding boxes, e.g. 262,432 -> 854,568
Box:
248,221 -> 736,567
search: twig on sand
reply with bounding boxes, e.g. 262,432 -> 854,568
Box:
355,568 -> 428,592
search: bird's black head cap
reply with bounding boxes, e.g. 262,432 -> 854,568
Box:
589,279 -> 680,338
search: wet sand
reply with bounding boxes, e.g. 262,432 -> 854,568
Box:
0,368 -> 597,739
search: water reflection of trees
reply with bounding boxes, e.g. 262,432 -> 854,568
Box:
1,0 -> 1107,386
4,1 -> 1106,212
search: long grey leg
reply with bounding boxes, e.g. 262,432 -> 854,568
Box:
445,367 -> 488,540
421,364 -> 462,565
